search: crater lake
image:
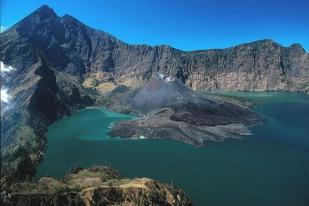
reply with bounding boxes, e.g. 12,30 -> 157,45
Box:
36,92 -> 309,206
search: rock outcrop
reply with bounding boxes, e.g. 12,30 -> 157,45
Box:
1,166 -> 192,206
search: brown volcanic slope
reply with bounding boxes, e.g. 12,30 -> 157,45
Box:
0,5 -> 308,180
1,166 -> 192,206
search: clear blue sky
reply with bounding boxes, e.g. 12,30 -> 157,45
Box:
1,0 -> 308,51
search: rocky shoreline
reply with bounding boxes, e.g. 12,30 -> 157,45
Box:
108,75 -> 261,147
109,102 -> 260,147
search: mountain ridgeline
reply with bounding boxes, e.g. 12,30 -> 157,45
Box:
0,5 -> 308,180
1,5 -> 308,93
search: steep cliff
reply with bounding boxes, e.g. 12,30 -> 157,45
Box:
1,5 -> 308,95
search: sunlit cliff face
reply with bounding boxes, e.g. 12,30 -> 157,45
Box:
1,61 -> 15,113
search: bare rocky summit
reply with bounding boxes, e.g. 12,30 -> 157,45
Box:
1,5 -> 308,95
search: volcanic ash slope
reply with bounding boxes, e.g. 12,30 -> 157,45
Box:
109,74 -> 261,147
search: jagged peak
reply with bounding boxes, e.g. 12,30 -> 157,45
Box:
36,4 -> 53,12
288,43 -> 306,56
255,39 -> 275,43
2,5 -> 306,56
62,14 -> 78,22
244,39 -> 278,47
0,5 -> 58,34
60,14 -> 89,29
288,43 -> 306,53
32,4 -> 57,19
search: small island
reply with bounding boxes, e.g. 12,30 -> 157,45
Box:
105,74 -> 261,147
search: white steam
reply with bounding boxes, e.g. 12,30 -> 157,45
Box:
1,88 -> 10,103
1,61 -> 16,112
1,61 -> 15,73
157,73 -> 175,82
0,25 -> 5,32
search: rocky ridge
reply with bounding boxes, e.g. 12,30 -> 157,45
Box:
1,166 -> 192,206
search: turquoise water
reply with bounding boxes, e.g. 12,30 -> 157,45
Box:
36,93 -> 309,206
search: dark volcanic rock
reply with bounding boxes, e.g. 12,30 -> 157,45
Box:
130,74 -> 194,113
109,77 -> 261,147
